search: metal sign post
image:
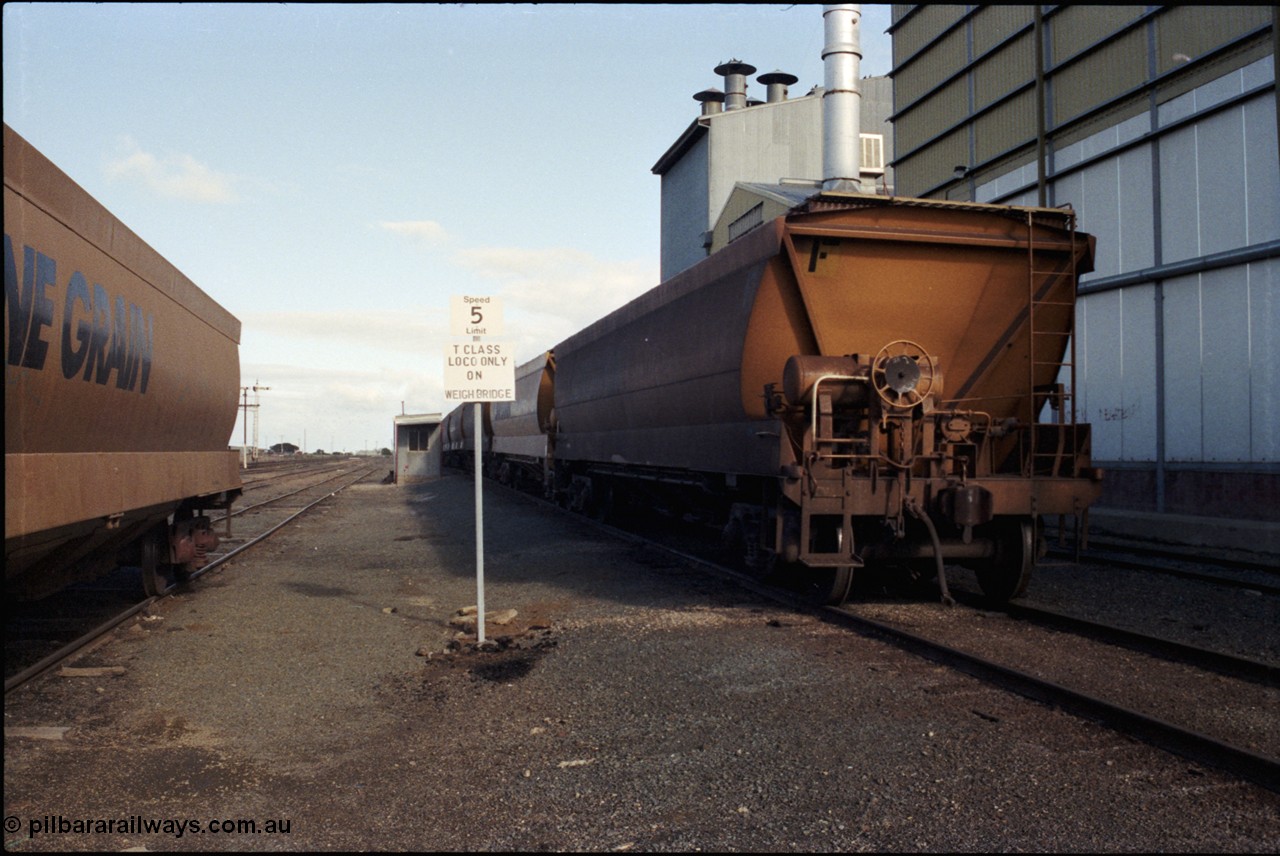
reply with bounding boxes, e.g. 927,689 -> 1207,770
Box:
473,400 -> 485,642
445,296 -> 515,644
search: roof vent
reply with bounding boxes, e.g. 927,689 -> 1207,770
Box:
714,59 -> 756,110
693,88 -> 725,116
757,70 -> 798,103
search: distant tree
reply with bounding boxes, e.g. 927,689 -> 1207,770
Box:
315,449 -> 325,456
380,447 -> 392,456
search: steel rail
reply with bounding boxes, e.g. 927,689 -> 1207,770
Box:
213,462 -> 367,524
4,465 -> 378,694
823,602 -> 1280,795
981,594 -> 1280,687
1047,546 -> 1280,596
190,466 -> 377,583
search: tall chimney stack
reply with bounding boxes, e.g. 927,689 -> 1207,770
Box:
821,5 -> 863,193
714,59 -> 757,110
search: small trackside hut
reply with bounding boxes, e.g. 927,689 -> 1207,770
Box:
393,413 -> 443,484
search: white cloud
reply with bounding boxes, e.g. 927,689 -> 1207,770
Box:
106,137 -> 238,203
453,245 -> 655,333
357,229 -> 659,350
235,242 -> 658,450
243,308 -> 448,355
235,360 -> 443,453
378,219 -> 449,244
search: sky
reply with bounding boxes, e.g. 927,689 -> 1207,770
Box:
3,3 -> 894,454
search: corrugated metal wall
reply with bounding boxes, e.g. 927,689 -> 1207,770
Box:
891,4 -> 967,68
1077,284 -> 1157,463
1050,5 -> 1145,63
974,32 -> 1031,108
707,98 -> 823,227
1053,28 -> 1148,128
890,4 -> 1272,199
891,4 -> 1279,517
659,133 -> 712,282
1064,61 -> 1278,484
1159,261 -> 1278,464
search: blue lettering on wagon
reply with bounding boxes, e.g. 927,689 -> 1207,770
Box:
4,234 -> 153,393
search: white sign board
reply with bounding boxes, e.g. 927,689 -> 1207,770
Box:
450,295 -> 504,338
443,341 -> 516,402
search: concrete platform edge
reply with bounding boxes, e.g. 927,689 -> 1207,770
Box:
1087,507 -> 1280,562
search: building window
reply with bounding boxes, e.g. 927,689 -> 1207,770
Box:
407,426 -> 432,451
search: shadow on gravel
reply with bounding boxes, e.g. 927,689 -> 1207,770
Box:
389,631 -> 559,712
389,475 -> 752,611
468,651 -> 538,682
283,581 -> 356,598
392,475 -> 980,614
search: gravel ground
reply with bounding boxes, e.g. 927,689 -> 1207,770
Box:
843,596 -> 1280,758
4,474 -> 1279,851
1020,559 -> 1280,666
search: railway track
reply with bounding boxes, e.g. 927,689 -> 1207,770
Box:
481,474 -> 1280,794
974,593 -> 1278,686
197,459 -> 381,577
797,569 -> 1275,794
831,595 -> 1279,793
238,456 -> 361,488
4,461 -> 382,693
209,460 -> 377,544
1047,542 -> 1280,596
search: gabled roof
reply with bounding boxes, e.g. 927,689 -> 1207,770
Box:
651,118 -> 708,176
730,181 -> 821,210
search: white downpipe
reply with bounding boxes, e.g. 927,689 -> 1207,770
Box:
822,4 -> 863,193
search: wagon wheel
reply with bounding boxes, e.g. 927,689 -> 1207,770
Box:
589,477 -> 615,523
871,340 -> 936,410
800,565 -> 855,606
973,517 -> 1035,603
139,525 -> 170,598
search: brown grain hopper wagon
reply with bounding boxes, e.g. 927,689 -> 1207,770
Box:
547,193 -> 1102,603
4,124 -> 242,598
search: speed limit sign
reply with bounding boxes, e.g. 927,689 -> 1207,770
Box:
450,295 -> 504,338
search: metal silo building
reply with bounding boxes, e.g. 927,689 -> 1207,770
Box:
652,54 -> 895,282
890,6 -> 1278,544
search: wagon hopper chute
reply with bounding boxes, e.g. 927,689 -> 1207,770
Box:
768,196 -> 1101,600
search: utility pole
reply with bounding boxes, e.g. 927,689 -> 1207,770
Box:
238,382 -> 269,467
252,380 -> 270,461
240,387 -> 250,468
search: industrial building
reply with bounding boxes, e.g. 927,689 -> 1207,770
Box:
886,5 -> 1278,523
652,60 -> 894,280
651,6 -> 1276,536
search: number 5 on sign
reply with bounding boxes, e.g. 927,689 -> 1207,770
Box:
451,296 -> 504,338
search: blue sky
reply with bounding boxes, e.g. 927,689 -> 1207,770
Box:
4,3 -> 893,453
